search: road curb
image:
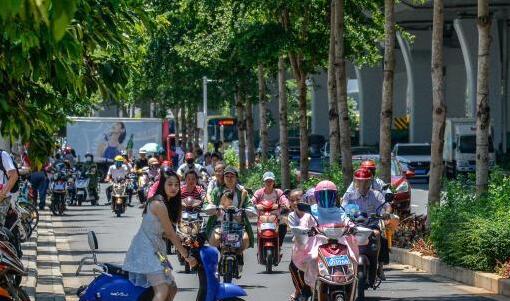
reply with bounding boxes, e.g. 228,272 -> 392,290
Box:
35,211 -> 66,301
390,247 -> 510,297
21,229 -> 37,301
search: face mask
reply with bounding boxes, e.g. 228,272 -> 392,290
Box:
115,162 -> 122,168
186,160 -> 194,165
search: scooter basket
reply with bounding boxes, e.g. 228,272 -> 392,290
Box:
221,222 -> 244,249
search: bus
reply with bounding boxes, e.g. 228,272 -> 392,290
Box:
207,116 -> 238,143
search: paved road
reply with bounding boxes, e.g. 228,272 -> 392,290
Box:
51,184 -> 506,301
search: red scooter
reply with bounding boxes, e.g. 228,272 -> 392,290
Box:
256,199 -> 281,273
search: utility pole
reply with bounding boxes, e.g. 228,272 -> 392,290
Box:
203,76 -> 208,152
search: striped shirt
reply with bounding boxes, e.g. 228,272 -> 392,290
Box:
181,185 -> 205,201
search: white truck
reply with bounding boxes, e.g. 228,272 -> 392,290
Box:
443,118 -> 495,178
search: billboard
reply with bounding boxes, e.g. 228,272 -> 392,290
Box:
66,117 -> 163,162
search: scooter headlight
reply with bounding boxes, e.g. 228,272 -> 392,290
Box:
116,198 -> 123,205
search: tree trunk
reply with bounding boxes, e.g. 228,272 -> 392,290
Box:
279,56 -> 291,189
172,108 -> 180,149
186,108 -> 194,152
379,0 -> 396,184
476,0 -> 491,195
236,88 -> 247,173
335,0 -> 353,187
258,64 -> 269,163
284,9 -> 309,182
328,0 -> 340,167
181,105 -> 187,152
245,98 -> 256,168
297,73 -> 309,182
429,0 -> 446,207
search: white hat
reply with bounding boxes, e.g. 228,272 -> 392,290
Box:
263,171 -> 276,182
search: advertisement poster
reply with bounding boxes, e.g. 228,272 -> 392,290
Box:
66,118 -> 163,162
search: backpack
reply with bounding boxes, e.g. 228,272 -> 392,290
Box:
0,150 -> 20,193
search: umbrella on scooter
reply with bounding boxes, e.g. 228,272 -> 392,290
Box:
139,143 -> 163,154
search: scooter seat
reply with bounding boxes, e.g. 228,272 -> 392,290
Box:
104,263 -> 129,278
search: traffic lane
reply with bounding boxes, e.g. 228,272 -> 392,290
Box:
51,189 -> 506,301
366,264 -> 508,301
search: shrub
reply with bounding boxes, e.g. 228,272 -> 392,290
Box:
303,164 -> 346,193
223,146 -> 239,168
239,158 -> 298,191
495,259 -> 510,279
430,169 -> 510,272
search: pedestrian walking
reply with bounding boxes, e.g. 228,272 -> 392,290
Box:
0,150 -> 19,226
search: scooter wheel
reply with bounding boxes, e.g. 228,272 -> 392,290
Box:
357,271 -> 366,301
265,249 -> 273,274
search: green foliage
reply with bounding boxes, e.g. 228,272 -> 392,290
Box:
240,157 -> 298,190
223,146 -> 240,168
0,0 -> 146,165
302,163 -> 346,193
430,169 -> 510,272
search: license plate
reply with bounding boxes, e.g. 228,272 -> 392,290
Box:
76,191 -> 85,195
415,169 -> 426,175
227,233 -> 239,242
325,255 -> 350,267
260,223 -> 276,230
183,212 -> 198,219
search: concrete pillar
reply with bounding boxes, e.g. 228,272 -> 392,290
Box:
356,65 -> 383,146
454,18 -> 477,117
393,49 -> 408,119
454,17 -> 503,152
398,31 -> 433,143
310,71 -> 329,137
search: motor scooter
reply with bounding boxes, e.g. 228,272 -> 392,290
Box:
176,197 -> 204,273
75,170 -> 99,206
111,179 -> 128,217
76,231 -> 248,301
344,192 -> 396,301
256,199 -> 281,273
50,171 -> 67,216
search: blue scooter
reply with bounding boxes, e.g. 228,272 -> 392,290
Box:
76,231 -> 247,301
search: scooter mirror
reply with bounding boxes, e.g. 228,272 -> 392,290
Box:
384,192 -> 394,203
382,183 -> 391,191
87,231 -> 98,250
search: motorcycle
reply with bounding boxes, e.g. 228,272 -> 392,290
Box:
137,167 -> 153,204
345,192 -> 395,301
75,170 -> 98,206
66,170 -> 77,206
111,179 -> 128,217
205,206 -> 257,283
50,171 -> 67,216
77,231 -> 248,301
0,230 -> 30,300
176,197 -> 204,273
256,199 -> 281,273
125,172 -> 138,205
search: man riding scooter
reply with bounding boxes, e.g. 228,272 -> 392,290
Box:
345,160 -> 385,193
205,166 -> 255,275
79,153 -> 99,203
342,169 -> 391,283
105,156 -> 130,206
177,152 -> 203,179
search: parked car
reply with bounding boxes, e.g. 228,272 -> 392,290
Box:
392,143 -> 431,180
352,156 -> 415,216
322,144 -> 377,163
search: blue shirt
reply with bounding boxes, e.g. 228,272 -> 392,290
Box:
341,190 -> 387,216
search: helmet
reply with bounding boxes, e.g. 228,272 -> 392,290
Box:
354,168 -> 372,180
148,158 -> 160,165
64,146 -> 72,154
120,150 -> 128,156
185,152 -> 194,161
114,155 -> 124,162
139,149 -> 147,154
314,180 -> 337,208
360,160 -> 377,172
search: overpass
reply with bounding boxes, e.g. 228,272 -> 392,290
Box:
259,0 -> 510,154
